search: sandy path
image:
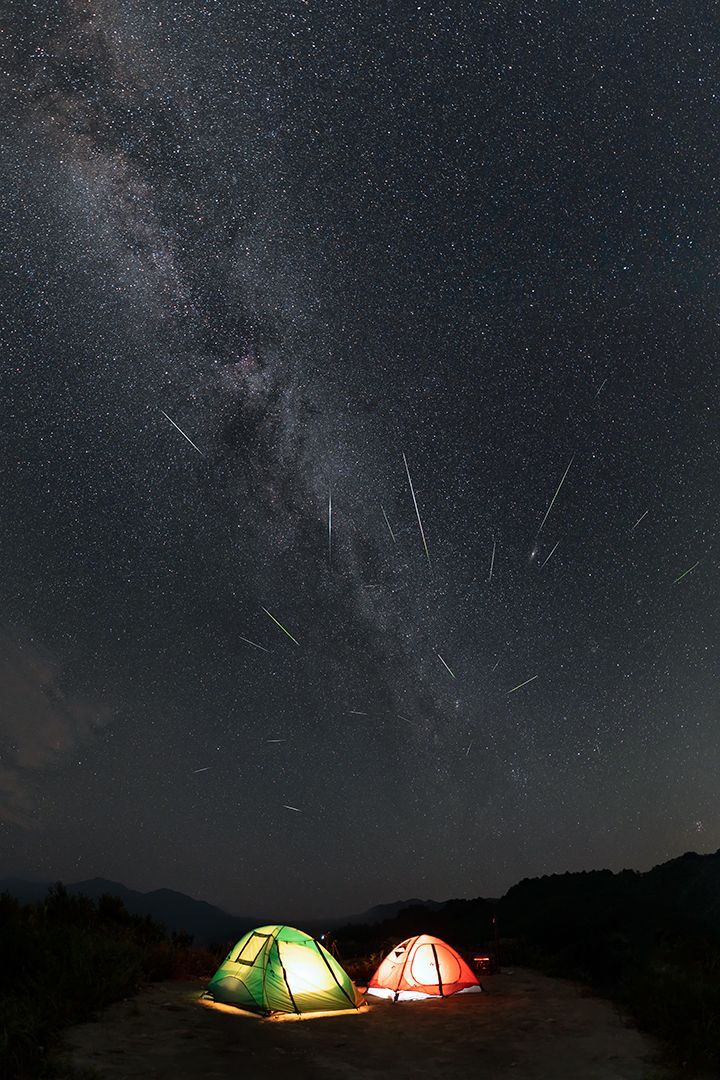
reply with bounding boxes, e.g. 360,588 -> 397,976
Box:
60,968 -> 669,1079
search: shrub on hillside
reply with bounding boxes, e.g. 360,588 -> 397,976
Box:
0,886 -> 213,1080
618,944 -> 720,1071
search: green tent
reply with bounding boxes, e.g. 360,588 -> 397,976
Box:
204,924 -> 362,1015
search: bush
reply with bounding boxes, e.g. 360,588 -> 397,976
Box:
0,886 -> 214,1080
619,947 -> 720,1071
342,950 -> 385,986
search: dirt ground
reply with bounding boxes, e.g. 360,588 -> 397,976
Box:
59,968 -> 672,1080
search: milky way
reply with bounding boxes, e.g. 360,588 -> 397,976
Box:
1,1 -> 718,916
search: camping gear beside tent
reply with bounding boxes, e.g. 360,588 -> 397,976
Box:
472,951 -> 499,975
367,934 -> 482,1000
204,924 -> 362,1015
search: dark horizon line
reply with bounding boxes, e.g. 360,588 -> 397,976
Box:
4,843 -> 718,922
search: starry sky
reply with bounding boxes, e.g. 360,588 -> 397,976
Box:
1,1 -> 718,919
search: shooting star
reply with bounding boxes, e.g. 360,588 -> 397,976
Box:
537,454 -> 575,536
465,743 -> 472,756
239,636 -> 269,653
673,561 -> 699,585
283,804 -> 302,813
328,486 -> 332,566
506,674 -> 539,695
348,710 -> 368,716
381,506 -> 397,544
595,378 -> 607,397
492,658 -> 501,672
397,714 -> 413,724
489,539 -> 496,582
403,452 -> 430,565
192,766 -> 211,774
437,653 -> 456,679
631,509 -> 649,532
266,739 -> 287,744
539,541 -> 560,569
261,607 -> 300,646
160,410 -> 205,457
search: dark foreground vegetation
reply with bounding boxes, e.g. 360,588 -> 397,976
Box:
3,850 -> 718,1078
0,885 -> 220,1080
335,849 -> 720,1074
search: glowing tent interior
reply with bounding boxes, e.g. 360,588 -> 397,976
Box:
203,924 -> 362,1015
366,933 -> 482,1000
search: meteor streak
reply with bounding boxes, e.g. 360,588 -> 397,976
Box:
489,539 -> 496,582
673,561 -> 699,585
192,766 -> 210,773
506,674 -> 538,695
539,541 -> 560,568
266,739 -> 286,743
239,636 -> 269,652
261,607 -> 300,646
437,653 -> 456,679
381,506 -> 397,544
537,455 -> 575,535
283,804 -> 302,813
328,486 -> 332,566
160,410 -> 205,456
631,509 -> 649,531
403,453 -> 430,565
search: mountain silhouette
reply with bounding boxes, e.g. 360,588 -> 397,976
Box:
0,876 -> 258,944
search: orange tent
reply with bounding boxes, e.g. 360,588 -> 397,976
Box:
366,934 -> 482,1001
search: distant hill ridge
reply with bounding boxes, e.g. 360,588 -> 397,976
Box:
3,848 -> 719,944
340,897 -> 446,925
0,878 -> 447,940
0,876 -> 259,944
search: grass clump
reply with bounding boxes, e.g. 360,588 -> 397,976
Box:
0,885 -> 219,1080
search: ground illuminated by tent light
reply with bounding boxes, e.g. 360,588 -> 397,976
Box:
198,996 -> 367,1023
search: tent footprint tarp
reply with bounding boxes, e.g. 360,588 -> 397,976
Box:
204,924 -> 362,1015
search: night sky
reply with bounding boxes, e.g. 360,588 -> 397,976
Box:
1,1 -> 718,919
